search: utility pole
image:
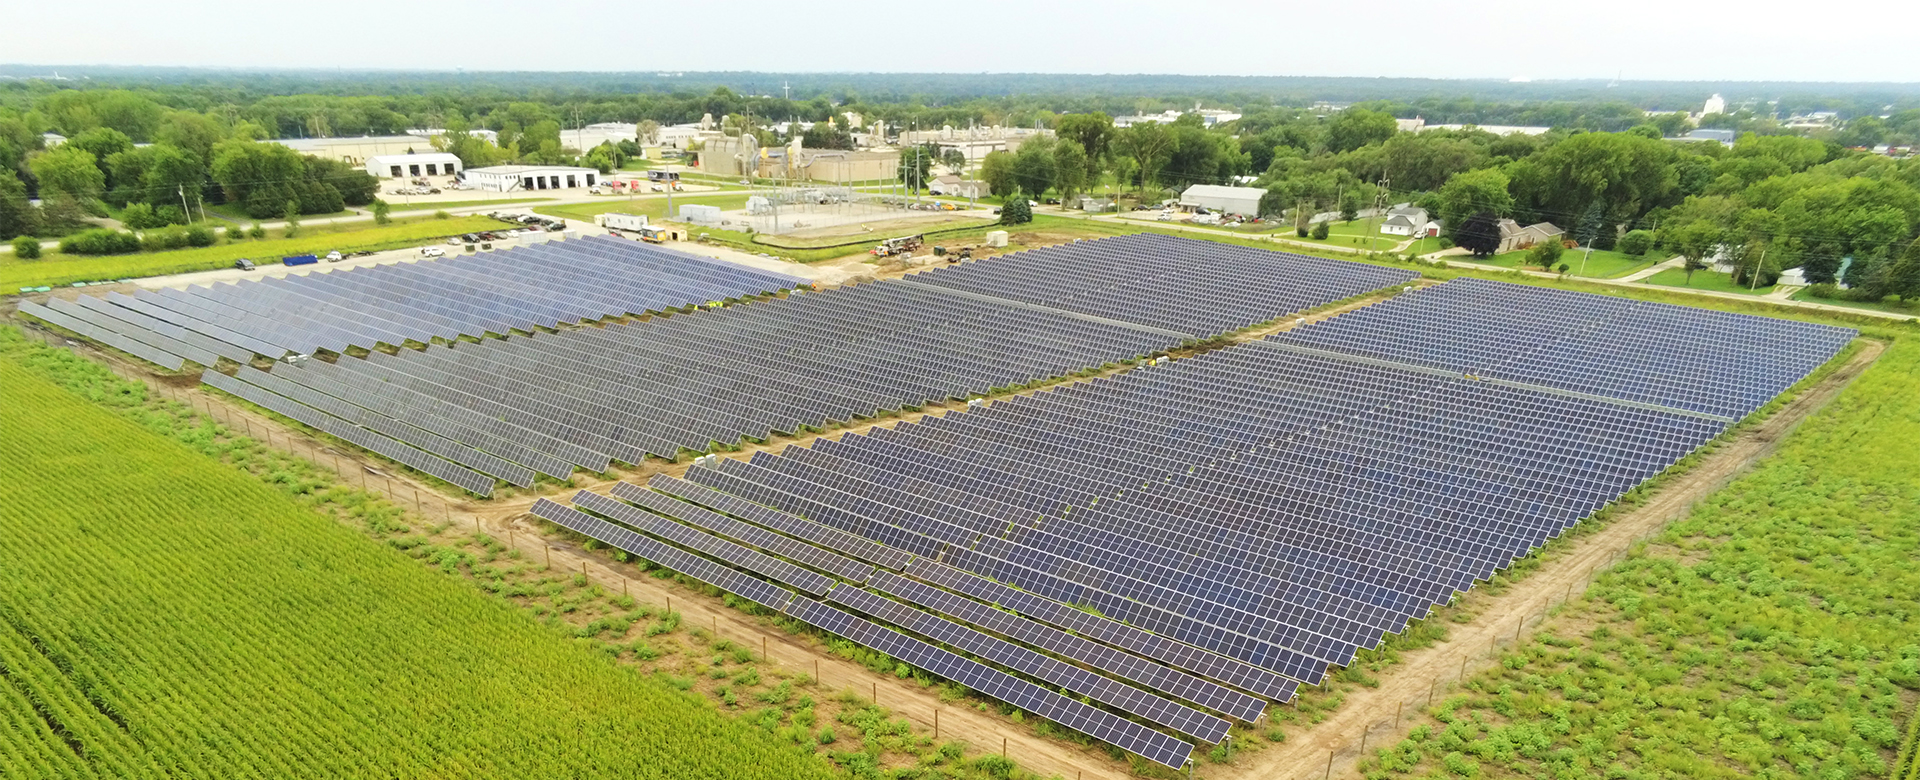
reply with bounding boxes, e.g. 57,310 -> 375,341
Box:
178,184 -> 193,223
1367,175 -> 1392,252
1749,246 -> 1769,291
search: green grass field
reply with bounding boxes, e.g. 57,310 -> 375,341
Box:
386,197 -> 553,212
204,202 -> 354,222
1791,287 -> 1920,317
1644,267 -> 1777,295
0,344 -> 838,780
535,194 -> 751,224
2,216 -> 500,289
1453,248 -> 1661,279
1363,337 -> 1920,780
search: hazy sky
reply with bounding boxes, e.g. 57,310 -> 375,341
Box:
6,0 -> 1914,83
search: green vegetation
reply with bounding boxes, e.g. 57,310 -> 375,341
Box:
0,338 -> 837,780
0,215 -> 497,288
1793,287 -> 1919,317
534,194 -> 750,224
1359,337 -> 1920,780
387,197 -> 552,212
1454,247 -> 1660,278
205,202 -> 352,222
1644,267 -> 1779,295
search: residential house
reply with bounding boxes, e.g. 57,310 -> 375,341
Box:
1379,206 -> 1430,236
1497,220 -> 1566,253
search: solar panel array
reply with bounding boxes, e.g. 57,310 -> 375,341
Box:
61,236 -> 807,359
671,279 -> 1850,698
908,233 -> 1420,337
1269,278 -> 1856,419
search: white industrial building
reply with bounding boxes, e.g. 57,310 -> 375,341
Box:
460,165 -> 600,192
366,152 -> 463,179
1178,184 -> 1265,217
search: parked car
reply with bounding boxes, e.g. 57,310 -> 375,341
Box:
324,250 -> 343,262
233,258 -> 256,271
419,246 -> 446,258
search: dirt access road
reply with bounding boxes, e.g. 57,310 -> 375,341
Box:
1208,339 -> 1886,780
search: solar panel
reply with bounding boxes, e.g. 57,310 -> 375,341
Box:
567,490 -> 835,596
784,595 -> 1194,769
827,584 -> 1230,742
603,482 -> 875,583
529,499 -> 794,611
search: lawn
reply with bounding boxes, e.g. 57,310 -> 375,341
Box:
1455,248 -> 1661,279
1365,337 -> 1920,780
386,197 -> 554,212
205,202 -> 355,222
3,215 -> 500,289
535,194 -> 752,224
0,338 -> 838,780
1643,267 -> 1777,295
1791,287 -> 1920,317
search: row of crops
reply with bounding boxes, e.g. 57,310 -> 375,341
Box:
1353,338 -> 1920,780
0,356 -> 838,780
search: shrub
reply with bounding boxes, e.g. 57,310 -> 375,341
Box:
140,226 -> 194,252
248,222 -> 267,240
11,235 -> 40,259
1618,229 -> 1655,256
433,210 -> 452,220
184,225 -> 215,247
120,202 -> 162,229
998,199 -> 1031,226
1804,283 -> 1839,300
59,228 -> 143,256
1311,221 -> 1330,240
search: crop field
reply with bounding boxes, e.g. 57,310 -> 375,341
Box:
0,349 -> 838,780
1356,338 -> 1920,780
1,215 -> 501,289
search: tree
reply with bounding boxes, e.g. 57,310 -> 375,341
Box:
1884,238 -> 1920,300
1340,189 -> 1363,222
212,138 -> 306,218
1055,113 -> 1113,166
896,143 -> 936,193
636,120 -> 661,147
1618,229 -> 1655,256
1324,108 -> 1398,153
1455,212 -> 1502,257
1310,221 -> 1330,240
1574,201 -> 1607,248
980,151 -> 1017,197
13,234 -> 41,259
1433,168 -> 1514,239
800,122 -> 853,151
1116,123 -> 1172,197
999,197 -> 1031,226
1053,140 -> 1088,201
0,172 -> 37,240
1011,139 -> 1057,197
940,148 -> 967,176
156,112 -> 227,163
371,198 -> 391,226
1664,220 -> 1722,283
29,146 -> 107,203
1527,239 -> 1565,270
282,200 -> 301,237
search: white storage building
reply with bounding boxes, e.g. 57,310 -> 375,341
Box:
1178,184 -> 1265,217
366,153 -> 464,179
460,165 -> 600,193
